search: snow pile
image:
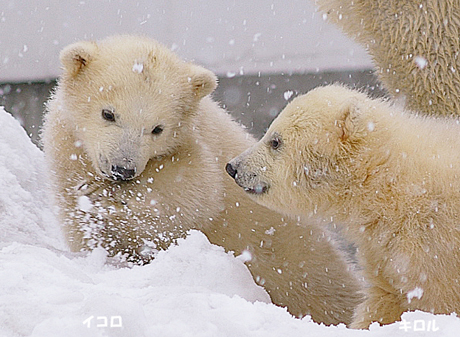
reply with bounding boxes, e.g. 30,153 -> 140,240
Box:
1,106 -> 459,336
0,107 -> 63,250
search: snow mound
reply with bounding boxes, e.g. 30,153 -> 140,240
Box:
0,107 -> 64,250
1,106 -> 459,336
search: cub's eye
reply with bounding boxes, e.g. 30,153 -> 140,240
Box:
152,125 -> 164,135
102,109 -> 115,122
270,136 -> 282,150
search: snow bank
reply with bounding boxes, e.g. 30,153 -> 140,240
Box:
0,106 -> 459,336
0,108 -> 64,250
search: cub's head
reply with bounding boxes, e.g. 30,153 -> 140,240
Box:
226,85 -> 373,216
57,35 -> 216,181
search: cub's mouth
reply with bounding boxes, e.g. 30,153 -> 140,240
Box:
110,165 -> 137,181
225,162 -> 270,195
100,165 -> 137,182
98,154 -> 141,182
243,183 -> 269,195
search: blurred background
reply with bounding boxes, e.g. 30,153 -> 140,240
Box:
0,0 -> 383,145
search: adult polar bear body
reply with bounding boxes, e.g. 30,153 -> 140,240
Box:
41,35 -> 362,325
227,84 -> 460,328
315,0 -> 460,116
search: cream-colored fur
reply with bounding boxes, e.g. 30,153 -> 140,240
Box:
315,0 -> 460,116
41,35 -> 362,325
227,84 -> 460,328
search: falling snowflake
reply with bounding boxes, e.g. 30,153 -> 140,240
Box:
236,250 -> 252,262
414,56 -> 428,69
367,121 -> 375,132
264,227 -> 276,235
132,61 -> 144,73
284,90 -> 294,100
407,287 -> 424,303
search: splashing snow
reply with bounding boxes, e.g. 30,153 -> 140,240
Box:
77,195 -> 93,212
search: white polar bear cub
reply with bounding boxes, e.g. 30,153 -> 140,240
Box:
227,84 -> 460,328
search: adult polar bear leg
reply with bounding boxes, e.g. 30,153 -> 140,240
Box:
314,0 -> 460,117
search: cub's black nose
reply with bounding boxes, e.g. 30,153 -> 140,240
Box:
225,162 -> 237,179
111,165 -> 136,180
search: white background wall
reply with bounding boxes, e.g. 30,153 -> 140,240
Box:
0,0 -> 372,82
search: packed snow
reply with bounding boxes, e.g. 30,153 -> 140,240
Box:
1,106 -> 459,336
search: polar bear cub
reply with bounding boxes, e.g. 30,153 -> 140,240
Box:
227,84 -> 460,328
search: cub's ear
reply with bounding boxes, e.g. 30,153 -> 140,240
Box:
60,41 -> 98,77
335,98 -> 363,142
188,64 -> 218,99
